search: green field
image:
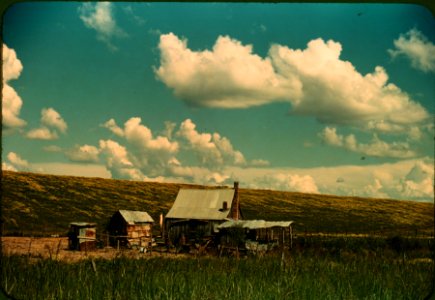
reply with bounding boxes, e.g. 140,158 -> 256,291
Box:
1,171 -> 433,237
2,249 -> 434,300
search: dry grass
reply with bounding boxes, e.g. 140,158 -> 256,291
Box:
1,170 -> 433,237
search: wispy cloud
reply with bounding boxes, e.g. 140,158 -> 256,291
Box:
389,28 -> 435,73
78,2 -> 126,51
66,144 -> 100,163
319,127 -> 417,159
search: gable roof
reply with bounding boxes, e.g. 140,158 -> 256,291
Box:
165,189 -> 235,220
118,210 -> 154,224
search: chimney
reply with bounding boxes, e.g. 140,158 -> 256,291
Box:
232,181 -> 240,220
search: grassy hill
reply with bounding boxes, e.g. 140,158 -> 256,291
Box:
1,171 -> 433,237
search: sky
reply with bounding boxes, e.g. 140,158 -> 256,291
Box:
2,2 -> 434,202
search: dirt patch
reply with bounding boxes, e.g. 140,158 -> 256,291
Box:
1,237 -> 182,263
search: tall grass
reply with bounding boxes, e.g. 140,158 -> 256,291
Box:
2,251 -> 433,300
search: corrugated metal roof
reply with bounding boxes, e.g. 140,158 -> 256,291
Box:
166,189 -> 235,220
70,222 -> 96,227
119,210 -> 154,225
217,220 -> 293,230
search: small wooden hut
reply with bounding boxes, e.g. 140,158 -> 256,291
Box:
68,222 -> 97,251
107,210 -> 154,248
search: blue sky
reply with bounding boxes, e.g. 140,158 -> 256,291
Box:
2,2 -> 434,202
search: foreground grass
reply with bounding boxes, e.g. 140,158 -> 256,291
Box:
2,251 -> 433,300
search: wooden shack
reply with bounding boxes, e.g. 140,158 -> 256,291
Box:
68,222 -> 97,251
217,220 -> 294,255
107,210 -> 154,248
165,182 -> 243,247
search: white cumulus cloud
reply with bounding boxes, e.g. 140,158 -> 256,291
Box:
176,118 -> 246,169
101,118 -> 124,137
26,127 -> 59,140
2,152 -> 30,172
155,33 -> 299,108
26,108 -> 67,140
2,44 -> 26,129
389,28 -> 435,73
399,160 -> 434,200
41,108 -> 67,133
98,117 -> 264,182
156,33 -> 429,132
99,139 -> 144,180
100,117 -> 179,178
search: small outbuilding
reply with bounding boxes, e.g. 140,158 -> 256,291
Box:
107,210 -> 154,248
165,182 -> 243,247
217,219 -> 294,254
68,222 -> 97,251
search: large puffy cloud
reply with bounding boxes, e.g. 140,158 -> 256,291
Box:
26,108 -> 68,140
389,28 -> 435,73
78,2 -> 126,51
270,39 -> 428,128
319,127 -> 417,159
156,34 -> 429,132
155,33 -> 300,108
2,44 -> 26,129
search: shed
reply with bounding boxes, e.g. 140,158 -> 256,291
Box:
107,210 -> 154,248
165,182 -> 242,246
68,222 -> 97,251
217,219 -> 294,253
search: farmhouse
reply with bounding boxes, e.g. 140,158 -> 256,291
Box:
165,182 -> 242,246
107,210 -> 154,248
68,222 -> 97,251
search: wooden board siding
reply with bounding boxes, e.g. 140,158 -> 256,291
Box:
68,223 -> 97,251
166,219 -> 220,246
126,224 -> 152,247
